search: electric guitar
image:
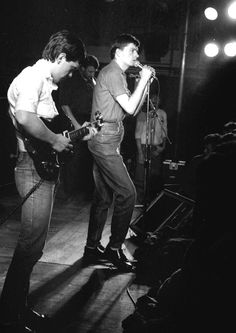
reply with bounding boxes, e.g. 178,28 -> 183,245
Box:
20,111 -> 103,181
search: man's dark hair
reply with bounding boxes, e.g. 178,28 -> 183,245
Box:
42,30 -> 86,63
81,54 -> 99,70
110,33 -> 140,60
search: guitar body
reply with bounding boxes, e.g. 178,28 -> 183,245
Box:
21,112 -> 103,181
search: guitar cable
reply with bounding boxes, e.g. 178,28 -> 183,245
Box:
0,179 -> 44,227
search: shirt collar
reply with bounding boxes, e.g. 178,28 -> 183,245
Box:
35,59 -> 58,90
111,59 -> 126,75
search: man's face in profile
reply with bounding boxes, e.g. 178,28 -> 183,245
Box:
82,66 -> 97,80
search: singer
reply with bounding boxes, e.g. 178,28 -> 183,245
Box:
82,33 -> 153,272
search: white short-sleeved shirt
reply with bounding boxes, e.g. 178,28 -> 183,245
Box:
7,59 -> 59,151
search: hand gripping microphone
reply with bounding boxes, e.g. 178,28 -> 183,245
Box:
134,61 -> 158,81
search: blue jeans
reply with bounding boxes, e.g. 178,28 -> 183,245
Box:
0,152 -> 57,321
87,122 -> 136,250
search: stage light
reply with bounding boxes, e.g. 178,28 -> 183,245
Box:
204,7 -> 218,20
227,1 -> 236,19
204,42 -> 219,57
224,41 -> 236,56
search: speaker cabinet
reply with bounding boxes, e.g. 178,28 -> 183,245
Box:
130,189 -> 194,237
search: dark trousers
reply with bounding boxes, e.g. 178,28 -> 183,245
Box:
62,141 -> 94,196
86,122 -> 136,250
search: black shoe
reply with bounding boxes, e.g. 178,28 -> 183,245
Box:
103,247 -> 136,272
21,308 -> 50,329
0,321 -> 35,333
117,248 -> 138,265
82,245 -> 105,265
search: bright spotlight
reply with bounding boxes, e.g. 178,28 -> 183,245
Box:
224,41 -> 236,57
204,42 -> 219,57
204,7 -> 218,20
228,2 -> 236,19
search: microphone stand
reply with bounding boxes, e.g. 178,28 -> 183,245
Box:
143,81 -> 152,211
142,91 -> 172,212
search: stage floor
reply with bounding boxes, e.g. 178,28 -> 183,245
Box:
0,183 -> 149,333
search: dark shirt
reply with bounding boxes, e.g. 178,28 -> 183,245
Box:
59,70 -> 94,124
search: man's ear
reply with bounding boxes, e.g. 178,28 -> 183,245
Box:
115,48 -> 121,58
57,53 -> 66,64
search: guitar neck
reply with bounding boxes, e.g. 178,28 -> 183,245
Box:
66,126 -> 90,142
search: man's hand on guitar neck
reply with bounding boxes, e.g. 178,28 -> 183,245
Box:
65,115 -> 97,141
80,121 -> 98,141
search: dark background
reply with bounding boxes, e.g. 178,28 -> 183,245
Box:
1,0 -> 236,187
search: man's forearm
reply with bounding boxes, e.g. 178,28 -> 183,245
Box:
61,105 -> 81,129
15,110 -> 58,145
133,85 -> 148,117
128,78 -> 149,115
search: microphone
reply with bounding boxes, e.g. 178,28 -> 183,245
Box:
134,61 -> 157,81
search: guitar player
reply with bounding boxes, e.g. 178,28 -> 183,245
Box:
0,30 -> 96,333
58,54 -> 100,199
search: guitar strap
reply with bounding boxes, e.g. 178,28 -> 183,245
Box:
0,178 -> 44,227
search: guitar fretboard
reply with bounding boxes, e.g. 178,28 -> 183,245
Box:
69,126 -> 90,142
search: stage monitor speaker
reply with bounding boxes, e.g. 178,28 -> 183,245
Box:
130,189 -> 195,237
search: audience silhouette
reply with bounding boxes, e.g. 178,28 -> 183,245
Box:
122,126 -> 235,332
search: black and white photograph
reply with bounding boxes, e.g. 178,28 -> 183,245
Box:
0,1 -> 235,332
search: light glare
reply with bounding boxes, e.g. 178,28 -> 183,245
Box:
204,43 -> 219,57
228,2 -> 236,19
204,7 -> 218,20
224,42 -> 236,57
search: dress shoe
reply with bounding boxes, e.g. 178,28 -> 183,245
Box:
82,244 -> 105,265
0,321 -> 35,333
117,248 -> 138,265
21,308 -> 49,329
103,247 -> 136,273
